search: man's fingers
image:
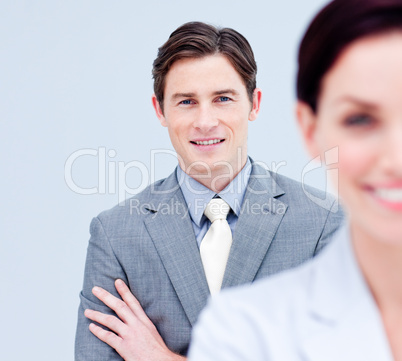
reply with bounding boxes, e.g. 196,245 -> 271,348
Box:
92,286 -> 132,323
87,284 -> 179,360
85,309 -> 126,336
115,279 -> 141,307
115,279 -> 152,325
88,322 -> 122,350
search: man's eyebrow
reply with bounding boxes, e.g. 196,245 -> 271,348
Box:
170,89 -> 240,101
171,92 -> 196,101
213,89 -> 239,96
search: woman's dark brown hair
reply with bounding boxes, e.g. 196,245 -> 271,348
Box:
152,22 -> 257,111
297,0 -> 402,112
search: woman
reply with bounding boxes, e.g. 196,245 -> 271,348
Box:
188,0 -> 402,360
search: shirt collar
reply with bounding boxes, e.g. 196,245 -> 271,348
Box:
177,158 -> 252,227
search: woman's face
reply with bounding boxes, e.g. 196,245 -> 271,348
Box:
298,32 -> 402,245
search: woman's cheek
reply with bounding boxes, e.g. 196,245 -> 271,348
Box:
337,139 -> 376,195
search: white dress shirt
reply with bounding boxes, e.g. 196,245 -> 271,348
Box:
188,225 -> 394,361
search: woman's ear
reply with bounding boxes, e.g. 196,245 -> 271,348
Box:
296,101 -> 320,158
152,94 -> 167,127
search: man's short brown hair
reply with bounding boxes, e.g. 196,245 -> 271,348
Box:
152,22 -> 257,110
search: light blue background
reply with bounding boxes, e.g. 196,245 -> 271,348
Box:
1,1 -> 329,360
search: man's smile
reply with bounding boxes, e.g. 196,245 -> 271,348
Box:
190,138 -> 225,146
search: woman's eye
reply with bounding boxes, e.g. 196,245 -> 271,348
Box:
343,114 -> 374,127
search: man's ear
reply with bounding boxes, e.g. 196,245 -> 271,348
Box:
296,101 -> 320,158
248,88 -> 262,122
152,94 -> 167,127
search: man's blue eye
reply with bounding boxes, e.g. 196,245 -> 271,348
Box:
218,96 -> 230,102
181,100 -> 192,105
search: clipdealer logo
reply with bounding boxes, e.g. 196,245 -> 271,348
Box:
64,146 -> 339,212
64,148 -> 178,204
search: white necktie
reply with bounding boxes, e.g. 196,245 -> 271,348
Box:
200,198 -> 233,295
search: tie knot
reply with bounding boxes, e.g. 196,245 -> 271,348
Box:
204,198 -> 230,223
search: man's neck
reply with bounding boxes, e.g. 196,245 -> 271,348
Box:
182,160 -> 248,193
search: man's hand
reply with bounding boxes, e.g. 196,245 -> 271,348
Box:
84,279 -> 186,361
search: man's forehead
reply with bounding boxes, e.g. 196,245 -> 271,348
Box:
163,55 -> 246,99
165,55 -> 238,80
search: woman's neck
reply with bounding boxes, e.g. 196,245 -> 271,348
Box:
351,222 -> 402,308
351,222 -> 402,361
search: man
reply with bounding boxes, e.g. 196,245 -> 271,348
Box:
75,22 -> 343,360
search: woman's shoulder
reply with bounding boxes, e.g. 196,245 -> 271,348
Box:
191,256 -> 324,360
190,230 -> 350,360
211,228 -> 348,329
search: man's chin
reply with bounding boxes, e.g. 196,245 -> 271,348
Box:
187,162 -> 236,177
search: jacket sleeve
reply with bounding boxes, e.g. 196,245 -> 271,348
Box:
75,216 -> 127,361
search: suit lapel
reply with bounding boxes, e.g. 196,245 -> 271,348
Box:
143,171 -> 209,326
223,164 -> 288,288
142,164 -> 290,323
301,228 -> 393,361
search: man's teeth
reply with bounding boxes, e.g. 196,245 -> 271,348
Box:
194,139 -> 222,145
375,188 -> 402,202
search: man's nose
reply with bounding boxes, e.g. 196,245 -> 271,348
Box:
193,105 -> 219,132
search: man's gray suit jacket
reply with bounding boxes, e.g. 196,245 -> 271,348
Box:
75,162 -> 343,360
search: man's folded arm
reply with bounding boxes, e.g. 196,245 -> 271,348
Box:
75,216 -> 127,361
